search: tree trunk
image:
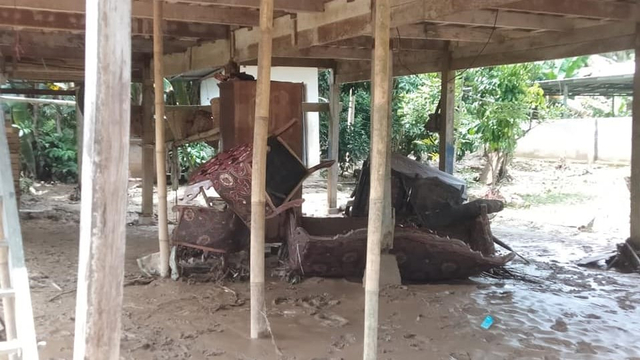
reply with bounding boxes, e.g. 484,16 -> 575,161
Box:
480,151 -> 507,185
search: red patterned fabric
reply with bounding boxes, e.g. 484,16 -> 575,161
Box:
188,144 -> 269,225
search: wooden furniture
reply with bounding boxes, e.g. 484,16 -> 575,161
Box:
218,80 -> 304,159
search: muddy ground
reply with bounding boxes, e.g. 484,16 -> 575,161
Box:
17,158 -> 640,360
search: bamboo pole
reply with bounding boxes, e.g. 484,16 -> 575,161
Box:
72,0 -> 131,357
630,22 -> 640,248
250,0 -> 274,339
363,0 -> 391,358
153,0 -> 170,277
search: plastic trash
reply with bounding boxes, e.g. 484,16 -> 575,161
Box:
481,315 -> 494,329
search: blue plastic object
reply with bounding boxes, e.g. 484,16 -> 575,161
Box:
481,315 -> 494,329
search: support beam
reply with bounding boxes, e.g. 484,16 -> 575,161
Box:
437,9 -> 603,31
249,0 -> 274,340
72,0 -> 131,358
630,22 -> 640,249
141,62 -> 155,224
363,0 -> 392,358
153,0 -> 170,278
0,9 -> 229,40
439,47 -> 455,174
174,0 -> 324,12
497,0 -> 639,21
327,70 -> 340,213
0,0 -> 260,26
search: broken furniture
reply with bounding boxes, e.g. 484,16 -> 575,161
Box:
171,120 -> 333,254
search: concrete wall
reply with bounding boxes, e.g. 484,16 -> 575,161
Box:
515,117 -> 630,164
200,66 -> 320,166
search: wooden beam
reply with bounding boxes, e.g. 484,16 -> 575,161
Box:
397,23 -> 533,42
249,0 -> 274,340
630,22 -> 640,248
452,22 -> 635,69
170,0 -> 324,12
72,0 -> 131,358
335,51 -> 444,83
436,9 -> 603,31
0,0 -> 260,26
364,0 -> 393,357
163,39 -> 231,76
330,36 -> 448,50
153,0 -> 170,278
0,88 -> 76,96
0,9 -> 229,40
302,102 -> 330,112
327,69 -> 340,211
439,47 -> 454,174
497,0 -> 639,21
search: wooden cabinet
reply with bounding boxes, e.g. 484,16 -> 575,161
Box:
218,80 -> 304,159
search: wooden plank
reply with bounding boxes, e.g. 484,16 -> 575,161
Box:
497,0 -> 639,21
631,22 -> 640,249
249,0 -> 274,340
72,0 -> 131,358
0,0 -> 260,26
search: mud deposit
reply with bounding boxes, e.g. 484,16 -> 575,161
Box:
18,159 -> 640,359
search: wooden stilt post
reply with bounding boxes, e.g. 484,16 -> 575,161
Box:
439,44 -> 455,175
630,22 -> 640,249
72,0 -> 131,358
75,85 -> 84,189
141,60 -> 155,224
250,0 -> 274,339
327,69 -> 340,214
153,0 -> 170,277
363,0 -> 391,358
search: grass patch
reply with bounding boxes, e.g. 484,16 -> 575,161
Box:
516,192 -> 592,207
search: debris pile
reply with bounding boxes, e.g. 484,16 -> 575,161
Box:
169,137 -> 515,282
